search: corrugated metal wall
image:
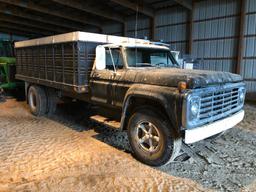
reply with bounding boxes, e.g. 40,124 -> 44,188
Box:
242,0 -> 256,93
155,6 -> 189,54
0,33 -> 27,41
126,15 -> 150,39
103,6 -> 189,52
192,0 -> 239,73
102,0 -> 256,95
102,23 -> 123,36
102,15 -> 151,39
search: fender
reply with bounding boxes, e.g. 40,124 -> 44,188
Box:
120,84 -> 184,133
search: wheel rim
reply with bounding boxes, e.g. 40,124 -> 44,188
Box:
136,121 -> 161,153
29,90 -> 37,111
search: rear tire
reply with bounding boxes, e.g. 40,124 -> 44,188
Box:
127,108 -> 181,166
46,88 -> 57,115
28,85 -> 47,116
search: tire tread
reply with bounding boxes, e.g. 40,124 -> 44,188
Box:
28,85 -> 47,116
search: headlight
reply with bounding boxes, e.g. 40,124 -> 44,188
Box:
189,96 -> 201,119
238,87 -> 245,104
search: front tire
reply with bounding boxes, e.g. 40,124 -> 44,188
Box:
127,109 -> 181,166
28,85 -> 47,116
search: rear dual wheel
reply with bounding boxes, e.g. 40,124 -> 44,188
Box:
127,108 -> 181,166
28,85 -> 57,116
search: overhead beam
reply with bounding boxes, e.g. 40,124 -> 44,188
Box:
150,1 -> 176,8
0,27 -> 38,38
0,14 -> 66,34
0,0 -> 102,28
52,0 -> 124,23
0,21 -> 52,36
0,5 -> 88,31
111,0 -> 154,18
173,0 -> 192,10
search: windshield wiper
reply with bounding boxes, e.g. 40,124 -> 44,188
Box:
136,63 -> 153,67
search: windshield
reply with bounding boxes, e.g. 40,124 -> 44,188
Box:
125,47 -> 178,68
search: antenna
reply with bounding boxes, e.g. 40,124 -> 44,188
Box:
135,3 -> 139,66
135,4 -> 138,39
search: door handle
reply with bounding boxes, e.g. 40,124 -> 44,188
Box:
95,73 -> 101,78
112,72 -> 121,77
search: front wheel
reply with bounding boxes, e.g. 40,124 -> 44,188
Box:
127,109 -> 181,166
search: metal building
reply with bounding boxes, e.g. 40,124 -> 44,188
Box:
0,0 -> 255,98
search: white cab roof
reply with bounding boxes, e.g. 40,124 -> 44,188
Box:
102,43 -> 169,50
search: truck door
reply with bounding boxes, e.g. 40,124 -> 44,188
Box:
90,47 -> 124,106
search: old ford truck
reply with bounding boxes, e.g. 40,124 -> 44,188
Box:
15,32 -> 245,166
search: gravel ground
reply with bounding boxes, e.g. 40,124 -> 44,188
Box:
0,99 -> 255,192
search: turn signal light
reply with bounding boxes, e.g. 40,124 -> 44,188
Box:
178,81 -> 187,93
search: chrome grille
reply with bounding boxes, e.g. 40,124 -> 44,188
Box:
199,87 -> 239,121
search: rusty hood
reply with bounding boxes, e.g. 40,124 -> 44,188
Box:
131,68 -> 243,89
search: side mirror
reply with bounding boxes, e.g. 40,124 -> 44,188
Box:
171,51 -> 183,67
171,51 -> 180,61
95,45 -> 106,70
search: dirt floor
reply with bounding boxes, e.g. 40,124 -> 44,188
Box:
0,99 -> 255,192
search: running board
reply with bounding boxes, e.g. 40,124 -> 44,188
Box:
90,115 -> 121,129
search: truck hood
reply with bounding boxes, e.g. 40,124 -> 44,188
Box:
132,68 -> 243,89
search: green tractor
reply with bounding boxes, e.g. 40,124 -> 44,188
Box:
0,40 -> 24,101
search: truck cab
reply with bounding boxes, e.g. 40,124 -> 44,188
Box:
90,42 -> 245,166
90,43 -> 179,107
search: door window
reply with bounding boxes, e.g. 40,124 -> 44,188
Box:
106,48 -> 124,70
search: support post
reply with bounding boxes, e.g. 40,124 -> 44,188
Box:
187,0 -> 194,55
123,21 -> 127,37
150,17 -> 155,41
10,32 -> 13,41
236,0 -> 247,74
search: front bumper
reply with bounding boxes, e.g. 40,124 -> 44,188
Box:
184,110 -> 244,144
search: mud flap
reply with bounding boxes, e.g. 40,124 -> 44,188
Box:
178,141 -> 227,168
180,143 -> 206,167
0,88 -> 6,102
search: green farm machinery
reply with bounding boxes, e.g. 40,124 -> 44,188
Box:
0,40 -> 24,101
